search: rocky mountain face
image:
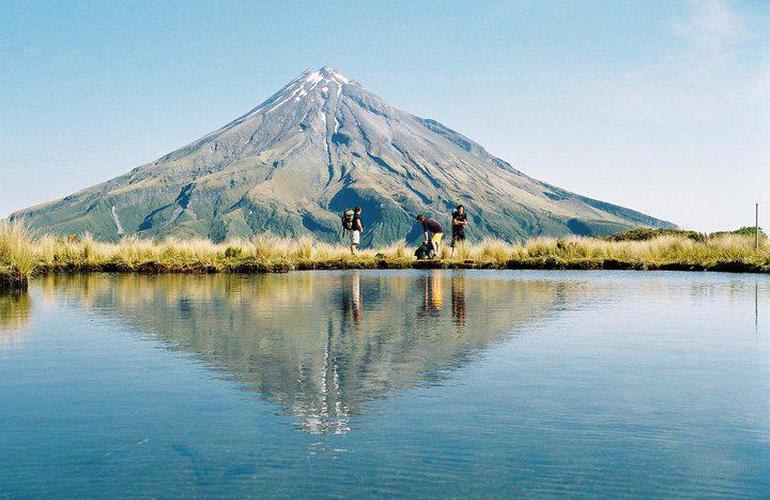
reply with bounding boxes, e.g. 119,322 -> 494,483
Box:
11,66 -> 672,245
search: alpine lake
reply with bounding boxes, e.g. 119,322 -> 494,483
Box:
1,270 -> 767,498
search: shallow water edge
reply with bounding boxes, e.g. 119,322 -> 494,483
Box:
3,255 -> 768,291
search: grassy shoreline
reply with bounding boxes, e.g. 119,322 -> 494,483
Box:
2,221 -> 768,288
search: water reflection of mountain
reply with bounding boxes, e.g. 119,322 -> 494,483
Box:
41,271 -> 572,434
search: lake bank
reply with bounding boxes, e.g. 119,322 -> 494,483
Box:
2,222 -> 768,289
5,253 -> 769,275
2,245 -> 768,289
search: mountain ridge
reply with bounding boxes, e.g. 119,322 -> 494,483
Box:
10,66 -> 673,244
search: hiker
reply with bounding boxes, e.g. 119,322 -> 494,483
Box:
450,204 -> 468,256
416,214 -> 443,258
351,206 -> 363,255
341,206 -> 363,255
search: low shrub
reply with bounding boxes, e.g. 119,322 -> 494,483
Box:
224,246 -> 242,258
607,227 -> 706,243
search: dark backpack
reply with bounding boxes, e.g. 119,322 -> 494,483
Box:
414,242 -> 435,260
341,209 -> 355,231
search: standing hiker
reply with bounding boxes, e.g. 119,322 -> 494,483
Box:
450,204 -> 468,256
416,214 -> 443,258
349,206 -> 363,255
342,207 -> 363,255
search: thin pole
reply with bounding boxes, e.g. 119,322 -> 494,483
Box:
755,202 -> 759,250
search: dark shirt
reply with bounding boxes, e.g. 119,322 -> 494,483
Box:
421,218 -> 443,234
353,213 -> 363,231
452,211 -> 467,232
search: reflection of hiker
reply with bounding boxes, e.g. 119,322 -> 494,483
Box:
342,207 -> 363,255
340,271 -> 363,332
351,271 -> 362,327
420,272 -> 443,316
451,273 -> 466,332
451,205 -> 468,256
416,214 -> 443,258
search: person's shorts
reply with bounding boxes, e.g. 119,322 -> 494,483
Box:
451,230 -> 465,247
351,230 -> 361,245
431,232 -> 443,245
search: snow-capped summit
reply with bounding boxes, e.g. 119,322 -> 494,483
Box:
308,66 -> 351,85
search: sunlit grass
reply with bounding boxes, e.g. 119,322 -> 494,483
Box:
381,239 -> 408,259
0,220 -> 37,279
1,220 -> 768,287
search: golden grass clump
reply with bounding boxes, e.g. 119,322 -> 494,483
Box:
0,220 -> 37,278
248,234 -> 290,263
523,237 -> 558,258
293,236 -> 315,261
112,235 -> 155,267
476,238 -> 516,261
313,241 -> 348,261
382,239 -> 409,259
451,241 -> 472,261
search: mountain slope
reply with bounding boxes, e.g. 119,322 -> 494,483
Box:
10,66 -> 672,244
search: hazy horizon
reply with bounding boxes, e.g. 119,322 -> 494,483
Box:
1,0 -> 768,232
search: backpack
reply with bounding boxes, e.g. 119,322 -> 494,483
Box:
414,241 -> 435,260
341,208 -> 355,231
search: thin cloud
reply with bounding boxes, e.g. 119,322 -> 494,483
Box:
672,0 -> 746,58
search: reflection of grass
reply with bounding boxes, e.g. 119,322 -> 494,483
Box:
1,221 -> 769,287
0,288 -> 31,344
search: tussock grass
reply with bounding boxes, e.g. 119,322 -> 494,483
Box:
1,221 -> 768,287
452,241 -> 472,261
476,238 -> 518,261
382,239 -> 408,259
0,221 -> 37,283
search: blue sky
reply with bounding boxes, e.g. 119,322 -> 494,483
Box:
1,0 -> 768,231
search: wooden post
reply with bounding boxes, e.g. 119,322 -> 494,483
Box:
756,202 -> 759,250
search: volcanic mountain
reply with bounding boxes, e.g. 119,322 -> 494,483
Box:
11,66 -> 671,244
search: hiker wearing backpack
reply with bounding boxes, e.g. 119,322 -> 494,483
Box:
416,214 -> 443,258
342,206 -> 363,255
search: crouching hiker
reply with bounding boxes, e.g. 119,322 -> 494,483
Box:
341,206 -> 363,255
416,214 -> 443,258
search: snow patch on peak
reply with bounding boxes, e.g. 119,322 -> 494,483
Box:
294,89 -> 308,102
305,71 -> 323,85
303,66 -> 351,87
320,110 -> 327,132
327,70 -> 349,84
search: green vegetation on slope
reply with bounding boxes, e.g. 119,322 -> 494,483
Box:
710,226 -> 767,239
607,227 -> 708,242
608,226 -> 767,243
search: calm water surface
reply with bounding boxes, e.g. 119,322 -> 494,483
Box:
0,270 -> 768,498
